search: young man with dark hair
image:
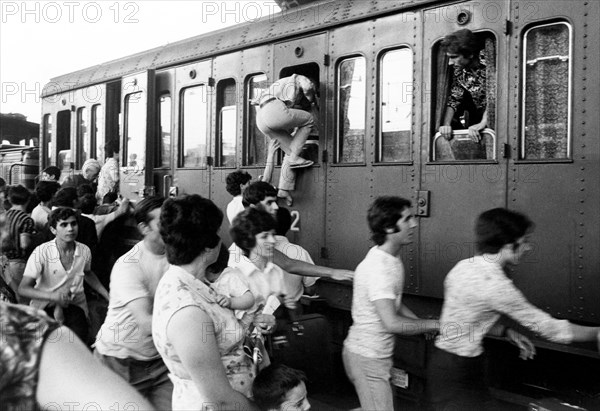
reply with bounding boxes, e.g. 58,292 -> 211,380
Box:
343,196 -> 439,411
3,185 -> 36,298
253,364 -> 310,411
426,207 -> 600,409
225,170 -> 252,223
41,165 -> 61,182
94,196 -> 173,410
242,181 -> 279,215
97,139 -> 120,202
53,187 -> 98,252
19,207 -> 109,344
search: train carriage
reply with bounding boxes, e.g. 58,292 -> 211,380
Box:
40,0 -> 600,408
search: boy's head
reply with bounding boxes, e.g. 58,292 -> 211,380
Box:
226,170 -> 252,196
77,194 -> 97,214
104,139 -> 119,158
253,364 -> 310,411
243,182 -> 278,216
42,166 -> 61,181
8,185 -> 31,206
48,207 -> 78,241
475,208 -> 534,254
102,192 -> 118,204
230,207 -> 276,257
35,180 -> 61,203
52,187 -> 78,208
367,196 -> 414,246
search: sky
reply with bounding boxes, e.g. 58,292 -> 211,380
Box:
0,0 -> 281,123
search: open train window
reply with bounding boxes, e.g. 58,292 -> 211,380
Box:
124,92 -> 145,170
43,114 -> 52,166
76,107 -> 89,167
378,47 -> 413,163
91,104 -> 103,164
156,94 -> 171,168
431,31 -> 497,162
180,85 -> 208,168
56,110 -> 71,171
216,78 -> 237,167
521,22 -> 572,160
245,74 -> 268,166
336,56 -> 366,164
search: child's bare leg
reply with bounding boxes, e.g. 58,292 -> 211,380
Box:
53,305 -> 65,324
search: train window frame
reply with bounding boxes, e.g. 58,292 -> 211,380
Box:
76,106 -> 90,168
215,78 -> 237,168
179,84 -> 209,169
334,54 -> 367,166
156,93 -> 172,169
91,104 -> 103,164
429,30 -> 498,164
123,92 -> 146,171
519,21 -> 573,162
243,73 -> 269,167
43,114 -> 52,166
375,46 -> 414,165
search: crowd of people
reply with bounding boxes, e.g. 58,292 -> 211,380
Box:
2,28 -> 599,411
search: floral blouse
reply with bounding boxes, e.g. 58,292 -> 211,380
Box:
0,302 -> 60,411
152,265 -> 255,410
447,57 -> 488,113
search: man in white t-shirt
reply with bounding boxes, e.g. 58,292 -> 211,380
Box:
93,197 -> 173,410
225,170 -> 252,224
342,196 -> 439,411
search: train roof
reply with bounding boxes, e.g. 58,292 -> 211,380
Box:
42,0 -> 436,97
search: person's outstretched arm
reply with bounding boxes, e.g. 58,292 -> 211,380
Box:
273,249 -> 353,281
37,326 -> 155,410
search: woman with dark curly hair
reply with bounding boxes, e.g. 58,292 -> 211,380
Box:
152,195 -> 260,410
439,29 -> 488,142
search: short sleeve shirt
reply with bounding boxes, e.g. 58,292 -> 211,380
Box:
23,240 -> 91,315
4,209 -> 35,261
344,246 -> 405,359
94,241 -> 170,360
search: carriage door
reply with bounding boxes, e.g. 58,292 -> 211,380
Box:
120,70 -> 156,202
171,60 -> 213,198
418,1 -> 509,297
152,70 -> 175,199
273,34 -> 327,263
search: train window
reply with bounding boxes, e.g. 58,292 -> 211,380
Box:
43,114 -> 52,166
124,92 -> 145,169
521,22 -> 572,160
431,32 -> 497,161
245,74 -> 269,166
337,57 -> 366,164
77,107 -> 90,167
56,110 -> 71,171
91,104 -> 103,163
157,94 -> 171,168
181,86 -> 208,168
216,79 -> 237,167
378,48 -> 413,162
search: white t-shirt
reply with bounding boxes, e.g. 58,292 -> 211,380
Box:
226,196 -> 245,224
344,246 -> 405,359
94,240 -> 170,360
31,204 -> 51,232
23,239 -> 91,315
274,235 -> 318,302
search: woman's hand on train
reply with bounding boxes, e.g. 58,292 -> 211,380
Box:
468,123 -> 484,142
439,125 -> 453,140
506,328 -> 536,360
254,313 -> 276,334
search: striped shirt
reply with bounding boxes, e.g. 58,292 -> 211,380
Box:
4,209 -> 35,261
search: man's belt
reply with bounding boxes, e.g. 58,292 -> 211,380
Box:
259,97 -> 278,108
